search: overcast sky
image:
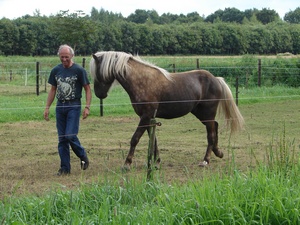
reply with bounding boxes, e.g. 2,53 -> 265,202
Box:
0,0 -> 299,20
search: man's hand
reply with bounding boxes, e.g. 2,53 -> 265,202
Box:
44,108 -> 50,121
82,107 -> 90,119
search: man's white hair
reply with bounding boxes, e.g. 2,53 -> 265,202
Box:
57,44 -> 74,56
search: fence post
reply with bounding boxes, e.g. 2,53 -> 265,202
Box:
44,74 -> 47,92
82,57 -> 86,68
258,59 -> 261,87
235,76 -> 239,106
196,59 -> 200,69
172,63 -> 176,73
36,62 -> 40,96
147,110 -> 160,181
100,99 -> 103,117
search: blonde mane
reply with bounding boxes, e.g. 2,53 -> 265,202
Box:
90,51 -> 171,82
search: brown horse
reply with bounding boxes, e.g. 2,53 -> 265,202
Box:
90,51 -> 244,168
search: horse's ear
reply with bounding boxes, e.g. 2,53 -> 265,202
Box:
92,54 -> 98,62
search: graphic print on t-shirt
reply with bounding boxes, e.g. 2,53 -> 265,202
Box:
56,75 -> 77,100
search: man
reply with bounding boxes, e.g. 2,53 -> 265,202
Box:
43,44 -> 92,176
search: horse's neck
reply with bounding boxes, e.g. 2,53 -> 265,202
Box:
116,61 -> 157,101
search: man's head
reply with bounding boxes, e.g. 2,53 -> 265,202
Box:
58,45 -> 74,68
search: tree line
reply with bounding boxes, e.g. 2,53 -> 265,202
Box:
0,7 -> 300,56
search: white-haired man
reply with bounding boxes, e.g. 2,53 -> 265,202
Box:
44,44 -> 92,175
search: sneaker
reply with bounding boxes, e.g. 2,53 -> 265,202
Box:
81,156 -> 89,170
57,168 -> 70,176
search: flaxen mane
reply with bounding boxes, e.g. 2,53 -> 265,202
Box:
90,51 -> 170,82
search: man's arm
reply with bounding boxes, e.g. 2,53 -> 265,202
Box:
44,85 -> 57,121
82,84 -> 92,119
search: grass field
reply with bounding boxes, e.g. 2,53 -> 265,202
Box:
0,55 -> 300,224
1,86 -> 300,223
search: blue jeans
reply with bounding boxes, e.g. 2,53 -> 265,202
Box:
56,100 -> 87,172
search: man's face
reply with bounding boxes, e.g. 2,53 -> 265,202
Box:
59,48 -> 73,68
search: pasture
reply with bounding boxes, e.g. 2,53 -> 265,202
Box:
0,84 -> 299,199
0,54 -> 300,223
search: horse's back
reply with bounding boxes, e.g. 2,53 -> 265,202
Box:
172,69 -> 222,99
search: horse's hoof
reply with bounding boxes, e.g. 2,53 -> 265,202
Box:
198,161 -> 209,167
213,149 -> 224,158
121,164 -> 131,172
154,162 -> 161,170
218,151 -> 224,158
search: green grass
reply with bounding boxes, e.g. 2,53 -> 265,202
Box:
0,84 -> 299,224
1,139 -> 299,224
0,84 -> 299,123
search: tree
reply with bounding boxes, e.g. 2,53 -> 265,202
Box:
288,24 -> 300,53
247,26 -> 273,54
50,10 -> 97,53
217,23 -> 248,54
120,21 -> 140,53
205,9 -> 223,23
135,24 -> 154,54
256,8 -> 280,24
127,9 -> 151,24
200,24 -> 223,54
221,7 -> 244,23
0,18 -> 19,55
284,7 -> 300,23
267,23 -> 293,54
14,19 -> 37,55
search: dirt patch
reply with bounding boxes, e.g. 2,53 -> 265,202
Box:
1,100 -> 300,199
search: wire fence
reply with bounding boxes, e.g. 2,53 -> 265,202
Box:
0,57 -> 300,95
0,59 -> 299,183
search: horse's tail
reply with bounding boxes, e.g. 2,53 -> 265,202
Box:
217,77 -> 244,133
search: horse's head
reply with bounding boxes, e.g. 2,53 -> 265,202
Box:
90,53 -> 115,99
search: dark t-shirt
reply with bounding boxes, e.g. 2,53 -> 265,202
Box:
48,63 -> 90,101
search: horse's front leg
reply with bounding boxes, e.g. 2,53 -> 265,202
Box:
124,118 -> 149,169
199,121 -> 223,167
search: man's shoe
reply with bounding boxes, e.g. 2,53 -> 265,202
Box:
81,156 -> 89,170
57,168 -> 70,176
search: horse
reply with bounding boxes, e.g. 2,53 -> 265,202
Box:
90,51 -> 244,168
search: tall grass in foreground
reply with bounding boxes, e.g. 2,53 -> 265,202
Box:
1,136 -> 299,224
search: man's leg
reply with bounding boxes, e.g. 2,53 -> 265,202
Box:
56,104 -> 71,174
66,104 -> 89,170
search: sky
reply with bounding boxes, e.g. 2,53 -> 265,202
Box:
0,0 -> 299,20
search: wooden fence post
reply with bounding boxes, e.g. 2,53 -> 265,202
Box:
82,57 -> 86,68
147,110 -> 161,181
172,63 -> 176,73
100,99 -> 103,117
36,62 -> 40,96
235,76 -> 239,106
196,59 -> 200,69
258,59 -> 261,87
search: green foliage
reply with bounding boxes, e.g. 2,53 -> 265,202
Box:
284,7 -> 300,24
1,7 -> 300,56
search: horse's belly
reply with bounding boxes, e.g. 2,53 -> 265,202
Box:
156,103 -> 193,119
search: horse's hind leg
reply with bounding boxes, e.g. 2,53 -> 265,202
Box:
199,120 -> 223,166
